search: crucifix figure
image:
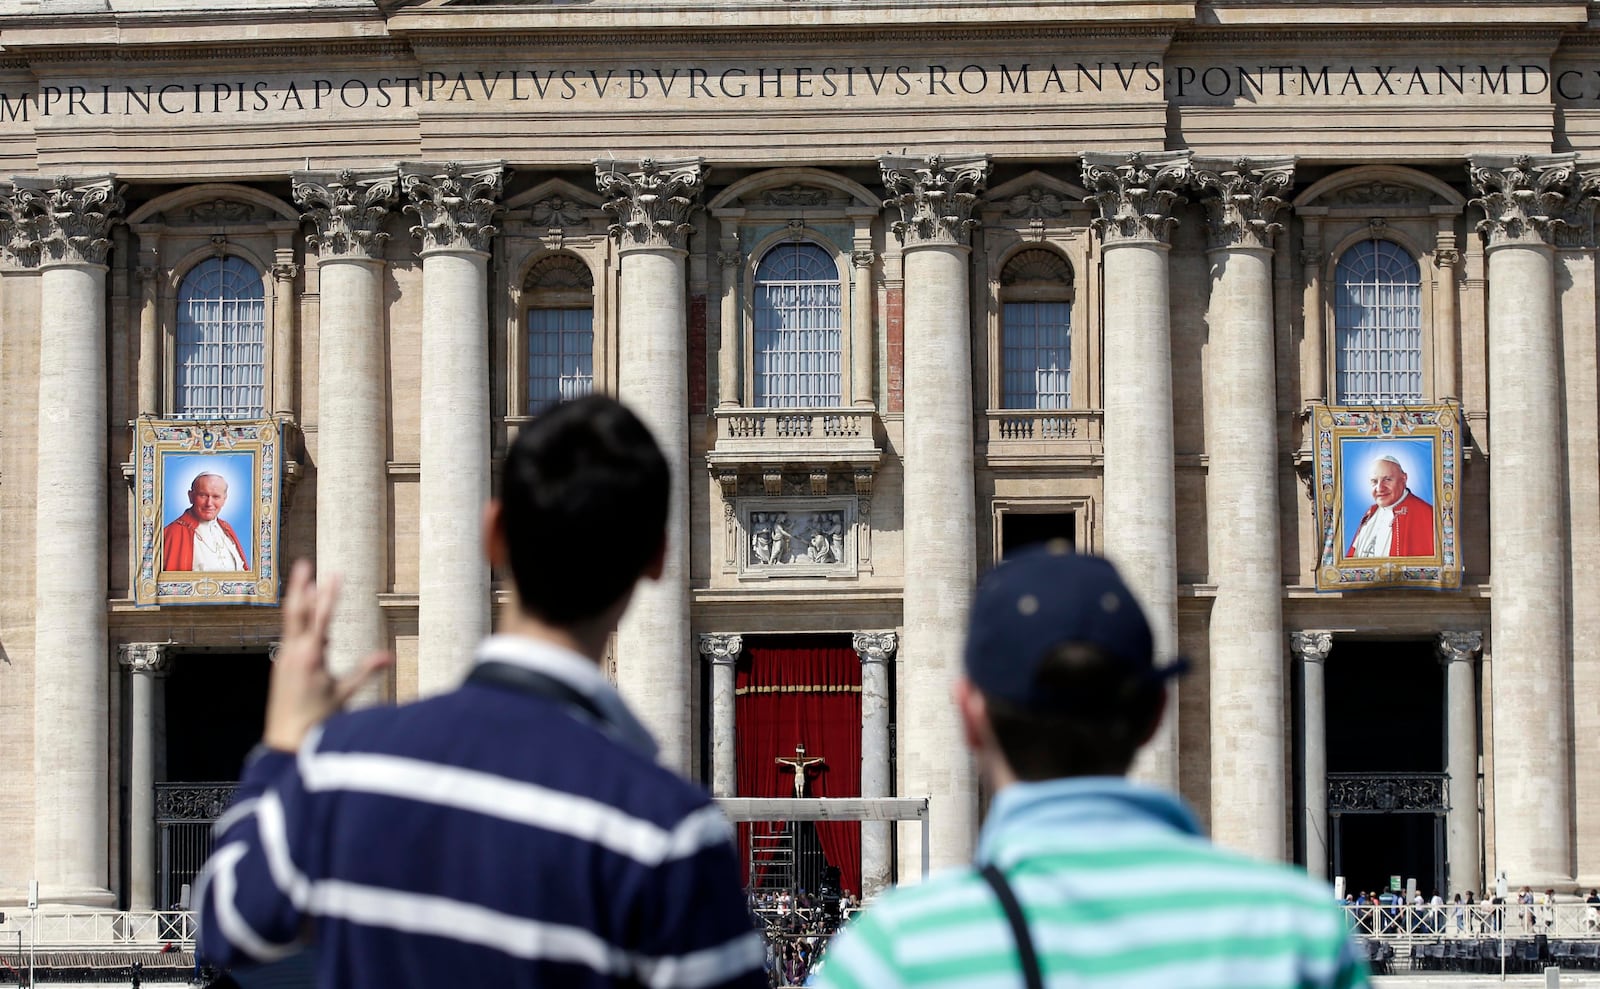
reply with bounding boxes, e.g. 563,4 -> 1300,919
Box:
776,742 -> 826,798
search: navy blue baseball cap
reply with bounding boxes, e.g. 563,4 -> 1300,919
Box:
963,541 -> 1188,712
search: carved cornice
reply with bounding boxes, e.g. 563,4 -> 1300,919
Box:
852,631 -> 898,664
1289,630 -> 1333,665
594,157 -> 705,253
1192,156 -> 1294,252
292,168 -> 399,261
880,153 -> 991,249
11,176 -> 126,267
698,633 -> 744,665
401,161 -> 508,255
1468,154 -> 1584,250
118,642 -> 171,675
1082,150 -> 1191,247
1437,630 -> 1483,665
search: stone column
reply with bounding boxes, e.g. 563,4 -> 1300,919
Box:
270,258 -> 298,419
596,157 -> 705,774
1082,151 -> 1191,791
119,643 -> 170,912
715,216 -> 742,408
1291,631 -> 1333,879
292,169 -> 397,688
1193,157 -> 1295,859
850,248 -> 877,409
401,163 -> 507,697
1438,630 -> 1483,894
1433,223 -> 1461,405
1298,218 -> 1326,407
17,176 -> 125,906
880,153 -> 990,875
135,241 -> 161,414
698,634 -> 742,797
853,631 -> 897,898
1469,154 -> 1577,888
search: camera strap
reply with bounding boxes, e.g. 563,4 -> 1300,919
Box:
979,863 -> 1045,989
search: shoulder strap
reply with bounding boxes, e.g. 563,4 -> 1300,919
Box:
979,863 -> 1045,989
466,660 -> 609,725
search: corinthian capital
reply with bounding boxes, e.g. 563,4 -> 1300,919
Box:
118,642 -> 171,675
852,631 -> 898,664
292,168 -> 399,261
879,153 -> 991,249
1437,630 -> 1483,665
12,176 -> 126,267
1082,151 -> 1191,246
1192,156 -> 1295,251
697,633 -> 743,665
1289,630 -> 1333,665
594,157 -> 705,252
0,183 -> 40,269
400,161 -> 509,255
1469,154 -> 1588,249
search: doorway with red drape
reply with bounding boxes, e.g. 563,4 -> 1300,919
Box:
735,636 -> 861,896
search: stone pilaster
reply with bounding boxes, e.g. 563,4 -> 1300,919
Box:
270,260 -> 298,419
119,643 -> 171,912
1438,630 -> 1484,894
880,153 -> 989,876
1291,631 -> 1333,879
21,175 -> 124,907
1083,151 -> 1190,792
698,634 -> 743,798
1470,153 -> 1578,887
853,631 -> 897,898
850,249 -> 877,409
1194,156 -> 1295,860
401,162 -> 508,697
293,169 -> 397,694
715,239 -> 742,408
136,258 -> 161,414
597,157 -> 705,774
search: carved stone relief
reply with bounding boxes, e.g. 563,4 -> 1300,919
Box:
735,499 -> 860,578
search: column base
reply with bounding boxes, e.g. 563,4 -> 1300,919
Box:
28,886 -> 119,910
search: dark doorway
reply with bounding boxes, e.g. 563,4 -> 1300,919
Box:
164,652 -> 271,782
1324,639 -> 1447,897
1000,512 -> 1075,558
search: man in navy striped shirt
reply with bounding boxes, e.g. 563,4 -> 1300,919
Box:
197,395 -> 767,988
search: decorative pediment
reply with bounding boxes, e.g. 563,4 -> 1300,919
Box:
708,167 -> 881,212
983,170 -> 1089,210
1293,165 -> 1466,211
126,183 -> 299,227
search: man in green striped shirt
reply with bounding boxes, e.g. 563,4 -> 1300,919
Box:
812,545 -> 1369,989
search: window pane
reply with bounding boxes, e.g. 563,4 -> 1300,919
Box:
528,307 -> 594,412
174,256 -> 266,419
753,243 -> 842,407
1334,240 -> 1423,405
1001,301 -> 1072,409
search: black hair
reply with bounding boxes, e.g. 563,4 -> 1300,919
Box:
983,641 -> 1164,780
499,395 -> 670,625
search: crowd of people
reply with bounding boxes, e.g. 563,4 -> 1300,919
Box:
1345,886 -> 1600,935
748,887 -> 859,987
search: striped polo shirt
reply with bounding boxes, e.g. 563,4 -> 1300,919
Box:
197,634 -> 767,989
812,778 -> 1369,989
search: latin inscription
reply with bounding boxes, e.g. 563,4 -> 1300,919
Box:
0,61 -> 1591,125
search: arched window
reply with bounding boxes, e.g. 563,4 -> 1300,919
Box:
753,242 -> 842,407
174,256 -> 266,419
999,248 -> 1073,409
525,254 -> 595,413
1335,239 -> 1423,405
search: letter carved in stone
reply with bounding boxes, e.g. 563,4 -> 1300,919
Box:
13,176 -> 126,267
400,161 -> 509,255
1082,151 -> 1191,246
1468,154 -> 1587,249
292,168 -> 400,261
879,153 -> 992,248
1192,156 -> 1296,252
593,157 -> 706,252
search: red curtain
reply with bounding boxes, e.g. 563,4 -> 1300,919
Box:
735,641 -> 861,896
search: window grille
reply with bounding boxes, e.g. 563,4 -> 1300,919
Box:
1335,240 -> 1423,405
753,243 -> 842,408
527,308 -> 594,412
1001,302 -> 1072,409
174,257 -> 265,419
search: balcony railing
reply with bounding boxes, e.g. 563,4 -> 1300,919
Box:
1327,772 -> 1448,814
983,409 -> 1103,465
707,408 -> 882,481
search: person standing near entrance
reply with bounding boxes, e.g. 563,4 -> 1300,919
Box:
195,396 -> 766,988
812,545 -> 1370,989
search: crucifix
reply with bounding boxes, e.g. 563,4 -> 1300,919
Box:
776,743 -> 826,798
